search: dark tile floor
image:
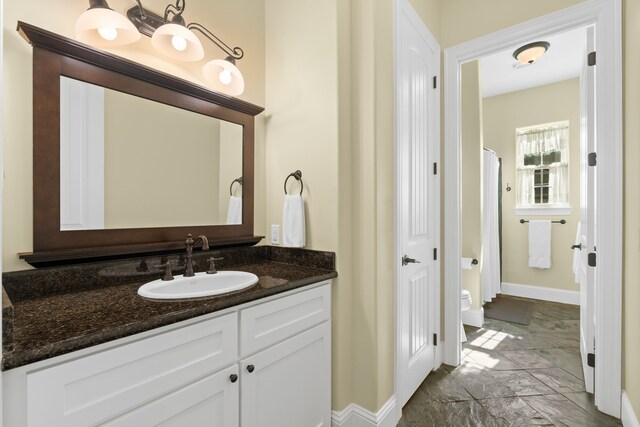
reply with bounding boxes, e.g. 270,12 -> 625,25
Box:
398,296 -> 622,427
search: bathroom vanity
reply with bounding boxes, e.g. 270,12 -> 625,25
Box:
2,247 -> 336,426
4,23 -> 336,426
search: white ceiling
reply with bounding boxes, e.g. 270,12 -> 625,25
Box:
480,27 -> 587,98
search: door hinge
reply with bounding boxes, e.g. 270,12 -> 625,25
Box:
588,252 -> 596,267
433,248 -> 438,261
588,152 -> 597,166
433,333 -> 438,346
588,51 -> 596,66
433,75 -> 437,89
587,352 -> 595,367
433,162 -> 438,175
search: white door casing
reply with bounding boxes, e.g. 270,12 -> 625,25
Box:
443,0 -> 622,417
394,0 -> 441,411
578,25 -> 596,393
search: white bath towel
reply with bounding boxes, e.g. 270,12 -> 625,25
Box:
528,220 -> 552,269
226,196 -> 242,224
572,221 -> 582,283
282,194 -> 305,247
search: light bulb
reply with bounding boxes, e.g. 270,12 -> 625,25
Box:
98,27 -> 118,41
171,35 -> 187,52
219,69 -> 232,85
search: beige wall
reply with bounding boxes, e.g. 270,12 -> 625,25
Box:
483,79 -> 580,291
623,0 -> 640,418
461,61 -> 483,309
408,0 -> 441,42
440,0 -> 584,48
264,0 -> 348,410
103,90 -> 223,228
263,0 -> 400,412
2,0 -> 265,271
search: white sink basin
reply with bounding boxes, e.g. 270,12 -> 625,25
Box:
138,271 -> 259,300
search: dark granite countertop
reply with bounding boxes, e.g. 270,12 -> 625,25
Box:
2,246 -> 336,371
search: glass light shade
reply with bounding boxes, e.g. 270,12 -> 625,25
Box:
203,59 -> 245,96
513,42 -> 550,65
151,23 -> 204,62
75,7 -> 140,47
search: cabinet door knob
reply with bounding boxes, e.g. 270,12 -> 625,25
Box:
247,364 -> 255,373
229,373 -> 238,383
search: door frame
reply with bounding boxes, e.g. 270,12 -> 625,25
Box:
443,0 -> 622,417
393,0 -> 441,423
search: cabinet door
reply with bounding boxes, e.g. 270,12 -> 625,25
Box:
241,322 -> 331,427
103,365 -> 239,427
26,313 -> 237,427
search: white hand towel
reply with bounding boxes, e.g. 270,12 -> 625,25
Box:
282,194 -> 305,247
226,196 -> 242,224
572,221 -> 582,283
528,220 -> 552,269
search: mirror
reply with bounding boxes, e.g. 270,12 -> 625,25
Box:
59,76 -> 244,231
18,22 -> 263,266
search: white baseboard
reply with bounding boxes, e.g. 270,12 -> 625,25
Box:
332,396 -> 397,427
462,307 -> 484,328
622,391 -> 640,427
501,282 -> 579,305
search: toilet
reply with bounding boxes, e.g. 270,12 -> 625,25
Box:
461,289 -> 472,342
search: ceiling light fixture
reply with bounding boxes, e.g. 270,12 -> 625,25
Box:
512,41 -> 550,65
75,0 -> 141,47
76,0 -> 245,96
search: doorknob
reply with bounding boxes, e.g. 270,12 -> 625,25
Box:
402,255 -> 421,266
571,244 -> 582,250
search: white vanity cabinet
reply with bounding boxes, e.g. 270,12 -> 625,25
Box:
239,285 -> 332,427
3,281 -> 332,427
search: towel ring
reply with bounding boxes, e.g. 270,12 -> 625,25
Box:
229,177 -> 243,196
284,170 -> 304,195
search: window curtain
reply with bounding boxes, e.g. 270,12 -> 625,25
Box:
516,125 -> 569,206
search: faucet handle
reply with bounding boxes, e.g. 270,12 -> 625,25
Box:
206,257 -> 224,275
154,261 -> 174,281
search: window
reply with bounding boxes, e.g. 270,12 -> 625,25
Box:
516,122 -> 569,210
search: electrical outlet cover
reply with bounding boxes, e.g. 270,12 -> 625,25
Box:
271,225 -> 280,245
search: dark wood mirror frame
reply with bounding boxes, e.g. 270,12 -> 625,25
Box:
17,22 -> 264,266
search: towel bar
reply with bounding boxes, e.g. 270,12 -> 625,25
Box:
520,219 -> 566,224
284,170 -> 304,195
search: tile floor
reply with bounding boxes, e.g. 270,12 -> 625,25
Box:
398,296 -> 622,426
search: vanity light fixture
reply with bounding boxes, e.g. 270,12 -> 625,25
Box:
512,41 -> 550,65
76,0 -> 245,96
75,0 -> 141,47
127,0 -> 245,96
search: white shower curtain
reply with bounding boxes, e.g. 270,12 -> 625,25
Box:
483,149 -> 501,302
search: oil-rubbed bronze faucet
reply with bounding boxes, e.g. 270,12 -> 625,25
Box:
184,234 -> 209,277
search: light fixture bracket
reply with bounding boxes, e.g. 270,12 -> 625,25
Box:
126,3 -> 166,38
126,0 -> 243,60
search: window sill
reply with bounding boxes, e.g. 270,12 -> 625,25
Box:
514,206 -> 572,216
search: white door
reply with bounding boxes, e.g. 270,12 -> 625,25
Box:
396,0 -> 440,407
240,322 -> 331,427
578,26 -> 596,393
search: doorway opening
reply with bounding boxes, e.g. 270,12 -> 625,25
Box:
443,0 -> 622,418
